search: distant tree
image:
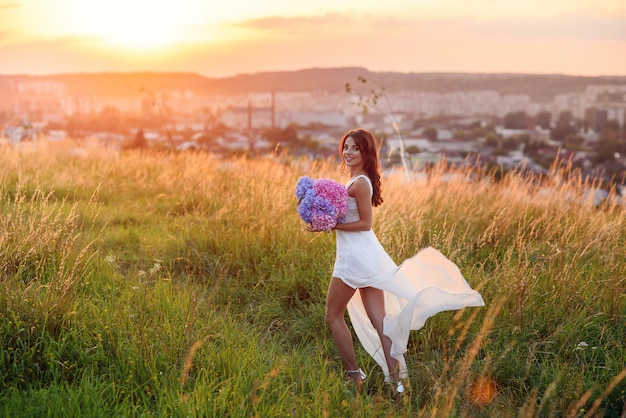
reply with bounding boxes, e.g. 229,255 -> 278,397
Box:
125,129 -> 148,149
593,120 -> 626,164
423,127 -> 438,141
98,106 -> 125,133
454,129 -> 469,140
523,138 -> 542,155
503,111 -> 528,129
536,111 -> 552,129
126,114 -> 161,130
261,125 -> 299,146
563,134 -> 585,150
517,133 -> 531,145
500,137 -> 521,153
210,122 -> 229,138
551,111 -> 577,142
469,124 -> 494,140
412,119 -> 424,130
281,125 -> 299,143
300,136 -> 320,152
195,134 -> 214,148
484,133 -> 501,148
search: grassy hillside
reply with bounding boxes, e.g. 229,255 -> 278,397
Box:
0,141 -> 624,417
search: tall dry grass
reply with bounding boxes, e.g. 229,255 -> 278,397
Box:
0,142 -> 624,417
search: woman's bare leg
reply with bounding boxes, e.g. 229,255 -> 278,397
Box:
325,277 -> 360,381
359,287 -> 400,382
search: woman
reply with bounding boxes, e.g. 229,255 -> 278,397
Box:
314,128 -> 484,394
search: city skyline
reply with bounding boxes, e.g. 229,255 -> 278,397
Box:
0,0 -> 625,78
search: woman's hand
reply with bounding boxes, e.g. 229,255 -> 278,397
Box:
305,225 -> 318,232
306,224 -> 331,233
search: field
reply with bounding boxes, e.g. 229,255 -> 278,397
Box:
0,141 -> 625,417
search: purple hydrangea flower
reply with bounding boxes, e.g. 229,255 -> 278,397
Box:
295,176 -> 349,231
296,176 -> 315,200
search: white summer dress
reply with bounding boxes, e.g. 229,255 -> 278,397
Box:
332,175 -> 485,382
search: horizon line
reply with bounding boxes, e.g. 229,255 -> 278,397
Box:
2,66 -> 626,79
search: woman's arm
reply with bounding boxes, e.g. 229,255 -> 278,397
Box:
333,177 -> 372,232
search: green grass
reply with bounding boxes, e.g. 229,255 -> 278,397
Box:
0,143 -> 624,417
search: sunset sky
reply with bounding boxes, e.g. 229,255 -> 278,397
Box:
1,0 -> 625,77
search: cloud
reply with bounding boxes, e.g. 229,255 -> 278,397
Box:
163,11 -> 626,77
0,3 -> 20,42
233,12 -> 421,31
219,12 -> 429,43
0,35 -> 131,74
230,13 -> 357,34
223,11 -> 626,42
0,2 -> 20,11
471,15 -> 626,41
1,8 -> 624,77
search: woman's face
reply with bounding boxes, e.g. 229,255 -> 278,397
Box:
342,136 -> 364,170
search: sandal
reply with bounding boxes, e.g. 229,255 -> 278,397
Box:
391,380 -> 405,396
345,368 -> 367,384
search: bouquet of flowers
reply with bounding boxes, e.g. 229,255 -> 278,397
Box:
296,176 -> 348,231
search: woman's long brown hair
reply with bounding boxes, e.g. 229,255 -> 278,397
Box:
339,128 -> 383,207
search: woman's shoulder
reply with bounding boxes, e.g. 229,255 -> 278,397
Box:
351,175 -> 373,196
346,174 -> 370,186
353,174 -> 371,185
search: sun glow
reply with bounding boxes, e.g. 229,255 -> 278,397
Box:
68,0 -> 202,50
98,27 -> 176,50
1,0 -> 624,76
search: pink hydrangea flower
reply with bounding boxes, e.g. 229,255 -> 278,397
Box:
296,176 -> 348,231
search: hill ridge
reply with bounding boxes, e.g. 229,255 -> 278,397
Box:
2,67 -> 626,101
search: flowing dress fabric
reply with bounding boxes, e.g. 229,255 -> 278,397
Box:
332,175 -> 485,382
